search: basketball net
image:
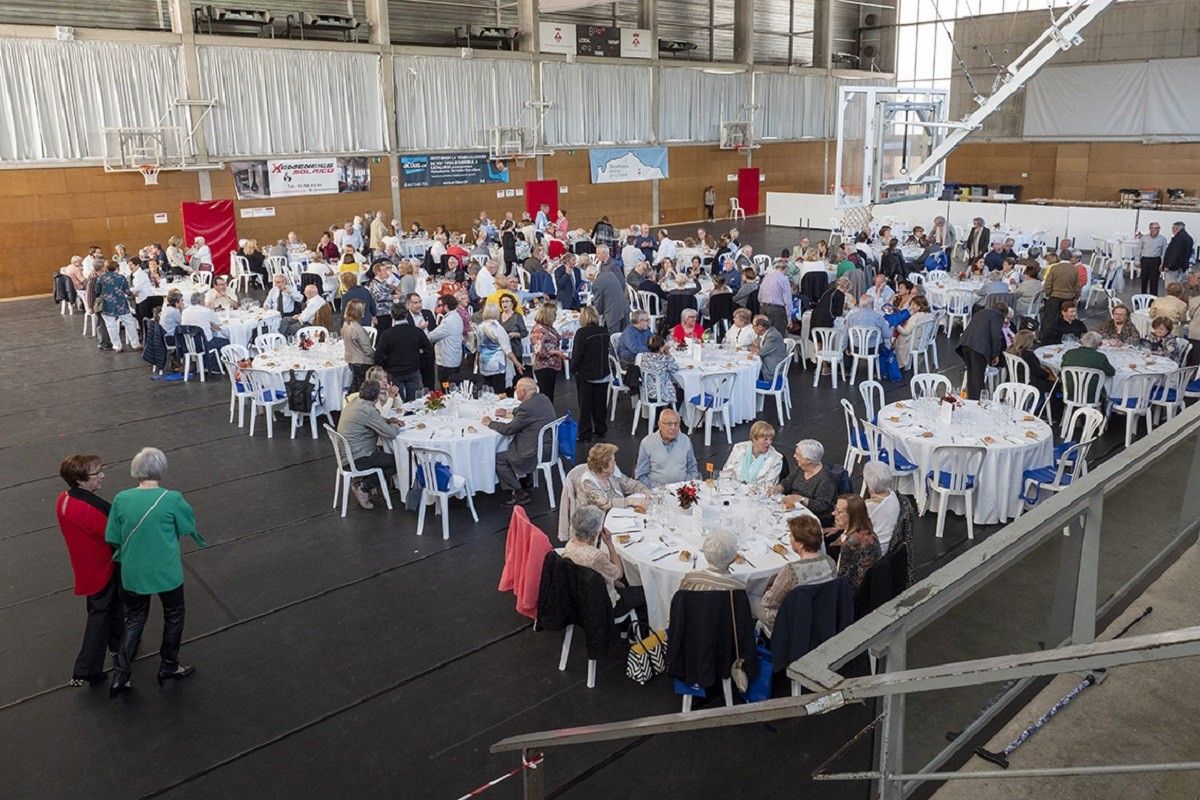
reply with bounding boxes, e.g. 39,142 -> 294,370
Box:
840,204 -> 875,232
137,163 -> 161,186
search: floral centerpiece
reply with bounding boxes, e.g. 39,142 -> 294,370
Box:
298,333 -> 313,351
940,393 -> 964,407
676,482 -> 699,511
957,271 -> 967,281
424,390 -> 446,412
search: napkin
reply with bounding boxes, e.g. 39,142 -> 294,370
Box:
606,516 -> 641,534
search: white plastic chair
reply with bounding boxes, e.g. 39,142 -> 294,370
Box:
176,326 -> 213,382
728,197 -> 745,220
559,606 -> 639,689
941,291 -> 974,338
219,344 -> 253,425
516,266 -> 531,291
840,398 -> 870,474
324,424 -> 393,518
1150,366 -> 1196,423
1016,437 -> 1092,517
994,381 -> 1040,413
907,272 -> 925,286
1056,406 -> 1106,477
255,332 -> 288,354
860,419 -> 919,497
1107,372 -> 1160,448
859,380 -> 884,423
1059,366 -> 1107,438
82,304 -> 99,337
925,445 -> 986,541
810,327 -> 845,388
753,254 -> 772,275
846,326 -> 881,385
1130,294 -> 1155,313
1002,351 -> 1030,385
906,320 -> 936,374
228,254 -> 252,294
756,354 -> 793,426
910,372 -> 951,400
193,270 -> 214,288
285,378 -> 335,440
638,291 -> 663,330
237,368 -> 286,437
532,416 -> 569,508
681,677 -> 734,712
607,354 -> 629,421
631,367 -> 674,436
296,325 -> 329,342
1114,238 -> 1141,280
410,445 -> 478,539
266,255 -> 289,281
926,270 -> 950,283
687,372 -> 735,447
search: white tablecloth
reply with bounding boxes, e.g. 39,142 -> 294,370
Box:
924,278 -> 985,301
610,481 -> 817,630
638,344 -> 762,427
1035,344 -> 1176,397
388,396 -> 515,495
878,398 -> 1053,524
400,239 -> 432,259
216,309 -> 281,349
251,342 -> 350,411
522,309 -> 581,338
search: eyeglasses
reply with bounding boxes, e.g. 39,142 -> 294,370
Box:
87,469 -> 104,476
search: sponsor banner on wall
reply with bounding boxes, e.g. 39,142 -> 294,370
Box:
230,157 -> 370,200
400,152 -> 510,188
538,22 -> 651,59
589,147 -> 669,184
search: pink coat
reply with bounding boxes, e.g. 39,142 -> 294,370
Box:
498,506 -> 552,619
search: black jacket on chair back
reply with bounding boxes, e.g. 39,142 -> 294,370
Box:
666,589 -> 756,688
770,578 -> 854,674
535,551 -> 616,659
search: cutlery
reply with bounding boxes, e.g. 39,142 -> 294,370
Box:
651,550 -> 679,562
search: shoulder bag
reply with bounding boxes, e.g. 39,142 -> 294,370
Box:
625,620 -> 668,685
729,591 -> 749,693
117,489 -> 169,557
284,370 -> 319,413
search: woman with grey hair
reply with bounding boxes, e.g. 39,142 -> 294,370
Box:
770,439 -> 838,527
863,461 -> 901,554
678,530 -> 744,591
561,506 -> 645,614
104,447 -> 206,697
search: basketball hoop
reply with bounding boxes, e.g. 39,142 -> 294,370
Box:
137,163 -> 161,186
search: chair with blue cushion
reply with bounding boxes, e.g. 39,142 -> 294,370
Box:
219,346 -> 255,428
860,419 -> 919,498
924,445 -> 985,541
687,372 -> 735,447
1055,406 -> 1105,477
1016,439 -> 1092,517
1107,372 -> 1160,448
1150,366 -> 1196,424
410,444 -> 477,539
1058,366 -> 1106,439
840,399 -> 871,474
607,354 -> 630,421
242,368 -> 289,438
756,353 -> 794,427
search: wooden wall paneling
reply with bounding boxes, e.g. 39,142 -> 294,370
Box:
536,150 -> 652,232
657,145 -> 746,225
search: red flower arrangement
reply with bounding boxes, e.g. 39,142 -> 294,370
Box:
424,390 -> 446,412
298,333 -> 313,351
676,482 -> 699,510
957,271 -> 967,281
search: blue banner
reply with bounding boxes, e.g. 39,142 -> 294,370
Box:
588,147 -> 669,184
400,152 -> 510,188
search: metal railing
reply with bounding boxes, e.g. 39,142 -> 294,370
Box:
493,401 -> 1200,799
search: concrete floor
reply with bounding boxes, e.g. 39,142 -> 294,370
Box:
934,541 -> 1200,800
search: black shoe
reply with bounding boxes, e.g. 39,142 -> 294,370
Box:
503,490 -> 531,506
157,664 -> 195,686
577,434 -> 593,444
109,672 -> 131,698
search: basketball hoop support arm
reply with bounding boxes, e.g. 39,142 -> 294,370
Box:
906,0 -> 1117,183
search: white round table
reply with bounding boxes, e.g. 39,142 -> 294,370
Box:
387,395 -> 516,495
877,398 -> 1053,525
610,480 -> 817,631
216,308 -> 281,349
674,345 -> 761,426
1035,343 -> 1176,397
251,341 -> 350,412
400,239 -> 432,259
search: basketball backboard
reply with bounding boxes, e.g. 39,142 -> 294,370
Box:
834,85 -> 949,210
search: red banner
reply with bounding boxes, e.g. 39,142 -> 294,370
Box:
737,168 -> 761,216
524,180 -> 559,221
181,200 -> 238,275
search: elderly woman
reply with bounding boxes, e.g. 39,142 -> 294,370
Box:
752,515 -> 837,630
1142,316 -> 1188,362
724,308 -> 757,349
105,448 -> 206,697
639,335 -> 681,405
678,530 -> 744,591
476,303 -> 523,395
1096,304 -> 1141,345
671,308 -> 705,347
862,461 -> 901,554
578,443 -> 650,513
56,454 -> 122,686
563,506 -> 645,614
771,439 -> 838,526
530,301 -> 564,400
828,495 -> 882,590
893,295 -> 932,368
341,299 -> 375,394
720,420 -> 784,489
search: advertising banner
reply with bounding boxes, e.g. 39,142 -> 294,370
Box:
230,157 -> 370,200
588,147 -> 670,184
400,153 -> 510,188
538,22 -> 651,59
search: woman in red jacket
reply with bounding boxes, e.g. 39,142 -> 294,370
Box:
56,454 -> 122,686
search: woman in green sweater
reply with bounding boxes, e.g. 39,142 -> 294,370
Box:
105,447 -> 206,697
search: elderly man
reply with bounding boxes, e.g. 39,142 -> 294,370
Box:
1061,331 -> 1115,403
976,270 -> 1010,302
718,254 -> 742,293
634,409 -> 699,488
845,295 -> 892,351
592,257 -> 630,332
426,294 -> 465,385
474,256 -> 498,298
279,284 -> 327,337
1138,222 -> 1169,296
483,377 -> 558,506
204,275 -> 239,311
1164,222 -> 1194,285
336,380 -> 403,510
187,237 -> 212,271
180,290 -> 229,372
554,254 -> 582,311
931,215 -> 956,260
984,240 -> 1006,271
866,272 -> 895,311
750,314 -> 788,383
375,306 -> 432,400
634,224 -> 656,263
965,217 -> 990,260
1041,253 -> 1080,333
264,274 -> 303,315
758,258 -> 793,336
620,235 -> 644,274
653,228 -> 677,266
369,210 -> 387,255
956,301 -> 1008,399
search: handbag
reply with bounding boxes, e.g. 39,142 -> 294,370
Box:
729,591 -> 749,694
626,621 -> 668,685
415,461 -> 453,492
93,296 -> 105,314
879,346 -> 902,383
284,370 -> 319,413
557,413 -> 578,462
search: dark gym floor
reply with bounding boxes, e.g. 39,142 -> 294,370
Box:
0,218 -> 1130,800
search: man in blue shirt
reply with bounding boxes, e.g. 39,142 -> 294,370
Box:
634,223 -> 656,263
983,241 -> 1006,271
534,204 -> 550,237
635,409 -> 700,487
844,295 -> 893,351
718,255 -> 742,293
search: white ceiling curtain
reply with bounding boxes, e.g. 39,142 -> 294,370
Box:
0,38 -> 184,162
658,68 -> 750,143
394,56 -> 534,151
542,61 -> 653,146
1140,58 -> 1200,140
199,46 -> 387,157
1024,62 -> 1147,140
754,72 -> 828,141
